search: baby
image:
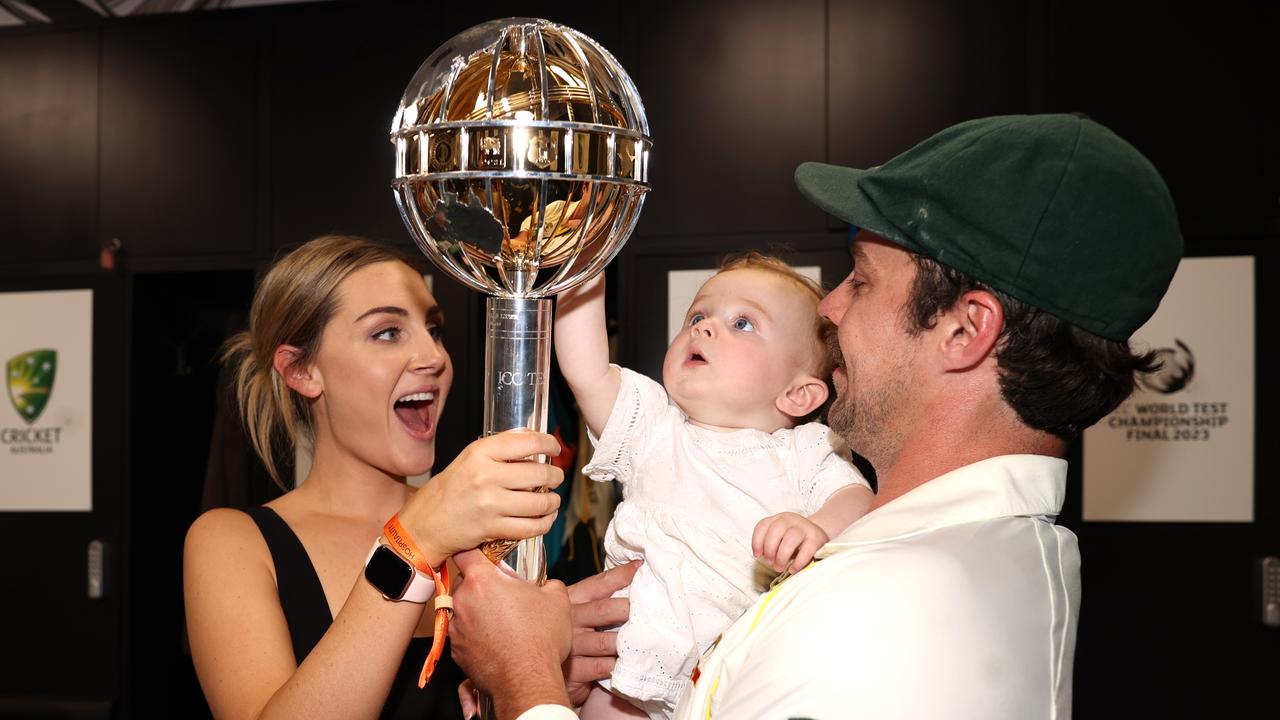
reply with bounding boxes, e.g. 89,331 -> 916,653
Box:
555,252 -> 873,719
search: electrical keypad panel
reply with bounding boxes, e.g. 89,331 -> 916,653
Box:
1261,556 -> 1280,629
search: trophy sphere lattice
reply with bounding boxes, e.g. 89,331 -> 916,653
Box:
392,17 -> 650,298
392,19 -> 650,580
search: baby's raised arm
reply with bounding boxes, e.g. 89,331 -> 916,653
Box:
555,274 -> 621,437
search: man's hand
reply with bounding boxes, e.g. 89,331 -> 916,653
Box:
451,550 -> 573,718
752,512 -> 830,574
564,560 -> 640,706
456,559 -> 639,716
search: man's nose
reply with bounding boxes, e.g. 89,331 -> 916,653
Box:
818,290 -> 844,323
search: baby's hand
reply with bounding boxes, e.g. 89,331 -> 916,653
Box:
752,512 -> 830,574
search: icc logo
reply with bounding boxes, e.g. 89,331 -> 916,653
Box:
1139,339 -> 1195,395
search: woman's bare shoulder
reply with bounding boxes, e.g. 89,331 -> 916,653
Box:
187,506 -> 256,540
184,507 -> 271,574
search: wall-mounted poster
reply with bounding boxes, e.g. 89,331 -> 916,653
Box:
0,289 -> 94,511
1083,256 -> 1254,522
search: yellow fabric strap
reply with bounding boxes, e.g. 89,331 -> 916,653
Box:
703,560 -> 816,718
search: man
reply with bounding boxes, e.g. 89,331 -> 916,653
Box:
449,113 -> 1183,719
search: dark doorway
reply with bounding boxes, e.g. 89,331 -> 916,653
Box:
126,269 -> 270,717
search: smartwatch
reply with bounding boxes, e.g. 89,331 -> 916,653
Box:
363,539 -> 433,603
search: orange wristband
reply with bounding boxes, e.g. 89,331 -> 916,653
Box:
383,514 -> 452,688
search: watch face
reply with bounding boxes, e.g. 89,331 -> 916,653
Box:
365,546 -> 413,600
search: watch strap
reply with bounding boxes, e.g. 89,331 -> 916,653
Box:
382,513 -> 453,689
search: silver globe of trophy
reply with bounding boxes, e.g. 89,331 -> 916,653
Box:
392,19 -> 650,587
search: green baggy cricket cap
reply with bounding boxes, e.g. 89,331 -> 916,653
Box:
795,114 -> 1183,340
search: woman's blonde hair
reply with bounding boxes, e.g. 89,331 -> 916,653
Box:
222,235 -> 407,488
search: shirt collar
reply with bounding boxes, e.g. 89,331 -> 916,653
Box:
816,454 -> 1068,556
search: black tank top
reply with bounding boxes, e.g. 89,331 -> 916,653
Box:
242,506 -> 464,720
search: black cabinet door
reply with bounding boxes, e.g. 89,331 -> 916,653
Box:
1063,237 -> 1280,718
0,30 -> 99,264
1035,5 -> 1280,711
0,273 -> 125,714
100,17 -> 258,259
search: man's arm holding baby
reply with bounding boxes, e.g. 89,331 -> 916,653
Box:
555,274 -> 621,437
752,484 -> 874,573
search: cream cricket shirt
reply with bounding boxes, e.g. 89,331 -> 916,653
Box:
517,454 -> 1079,720
673,454 -> 1080,720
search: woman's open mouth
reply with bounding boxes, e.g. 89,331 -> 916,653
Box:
394,390 -> 436,440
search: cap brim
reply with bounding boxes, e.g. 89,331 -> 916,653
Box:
794,162 -> 915,251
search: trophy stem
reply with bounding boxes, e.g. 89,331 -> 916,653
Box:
480,296 -> 552,585
478,296 -> 552,720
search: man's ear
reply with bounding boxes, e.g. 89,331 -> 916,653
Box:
272,344 -> 322,399
776,375 -> 829,420
936,289 -> 1004,372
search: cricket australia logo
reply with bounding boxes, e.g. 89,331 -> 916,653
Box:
7,349 -> 56,424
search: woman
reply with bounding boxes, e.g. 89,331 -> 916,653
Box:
184,236 -> 623,719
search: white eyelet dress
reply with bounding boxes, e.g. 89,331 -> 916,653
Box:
582,367 -> 869,719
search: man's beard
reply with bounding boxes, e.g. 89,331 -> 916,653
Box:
826,333 -> 913,472
827,367 -> 862,454
826,332 -> 856,440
